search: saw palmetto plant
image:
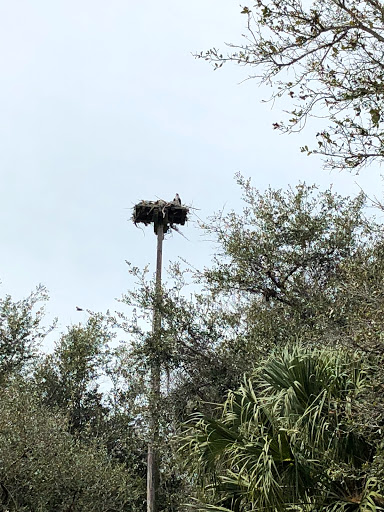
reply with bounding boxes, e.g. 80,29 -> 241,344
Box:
182,346 -> 383,511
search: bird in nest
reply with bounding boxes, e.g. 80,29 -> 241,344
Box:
173,193 -> 181,205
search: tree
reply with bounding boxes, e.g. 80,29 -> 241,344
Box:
183,345 -> 384,511
0,379 -> 144,512
198,176 -> 379,359
117,268 -> 239,511
0,285 -> 52,384
198,0 -> 384,171
35,316 -> 111,433
32,316 -> 153,511
120,262 -> 245,418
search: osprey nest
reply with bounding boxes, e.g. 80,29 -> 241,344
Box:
133,199 -> 189,234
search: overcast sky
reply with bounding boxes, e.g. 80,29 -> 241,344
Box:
1,0 -> 383,347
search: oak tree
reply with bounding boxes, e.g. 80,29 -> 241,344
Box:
198,0 -> 384,171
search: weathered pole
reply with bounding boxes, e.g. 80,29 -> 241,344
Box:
132,198 -> 188,512
147,222 -> 163,512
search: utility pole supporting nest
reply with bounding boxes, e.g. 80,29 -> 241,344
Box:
132,197 -> 188,512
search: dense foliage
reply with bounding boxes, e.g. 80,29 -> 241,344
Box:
0,382 -> 141,512
184,346 -> 383,511
1,180 -> 384,510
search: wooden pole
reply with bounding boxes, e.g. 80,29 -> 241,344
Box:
133,200 -> 187,512
147,222 -> 163,512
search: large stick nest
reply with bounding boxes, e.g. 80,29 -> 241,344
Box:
133,200 -> 189,234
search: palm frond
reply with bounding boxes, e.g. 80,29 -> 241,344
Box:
181,345 -> 374,512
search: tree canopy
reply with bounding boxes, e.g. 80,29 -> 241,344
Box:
2,180 -> 384,510
198,0 -> 384,171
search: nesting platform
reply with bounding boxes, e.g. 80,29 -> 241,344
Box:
133,200 -> 188,234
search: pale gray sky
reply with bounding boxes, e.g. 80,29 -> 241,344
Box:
1,1 -> 382,345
